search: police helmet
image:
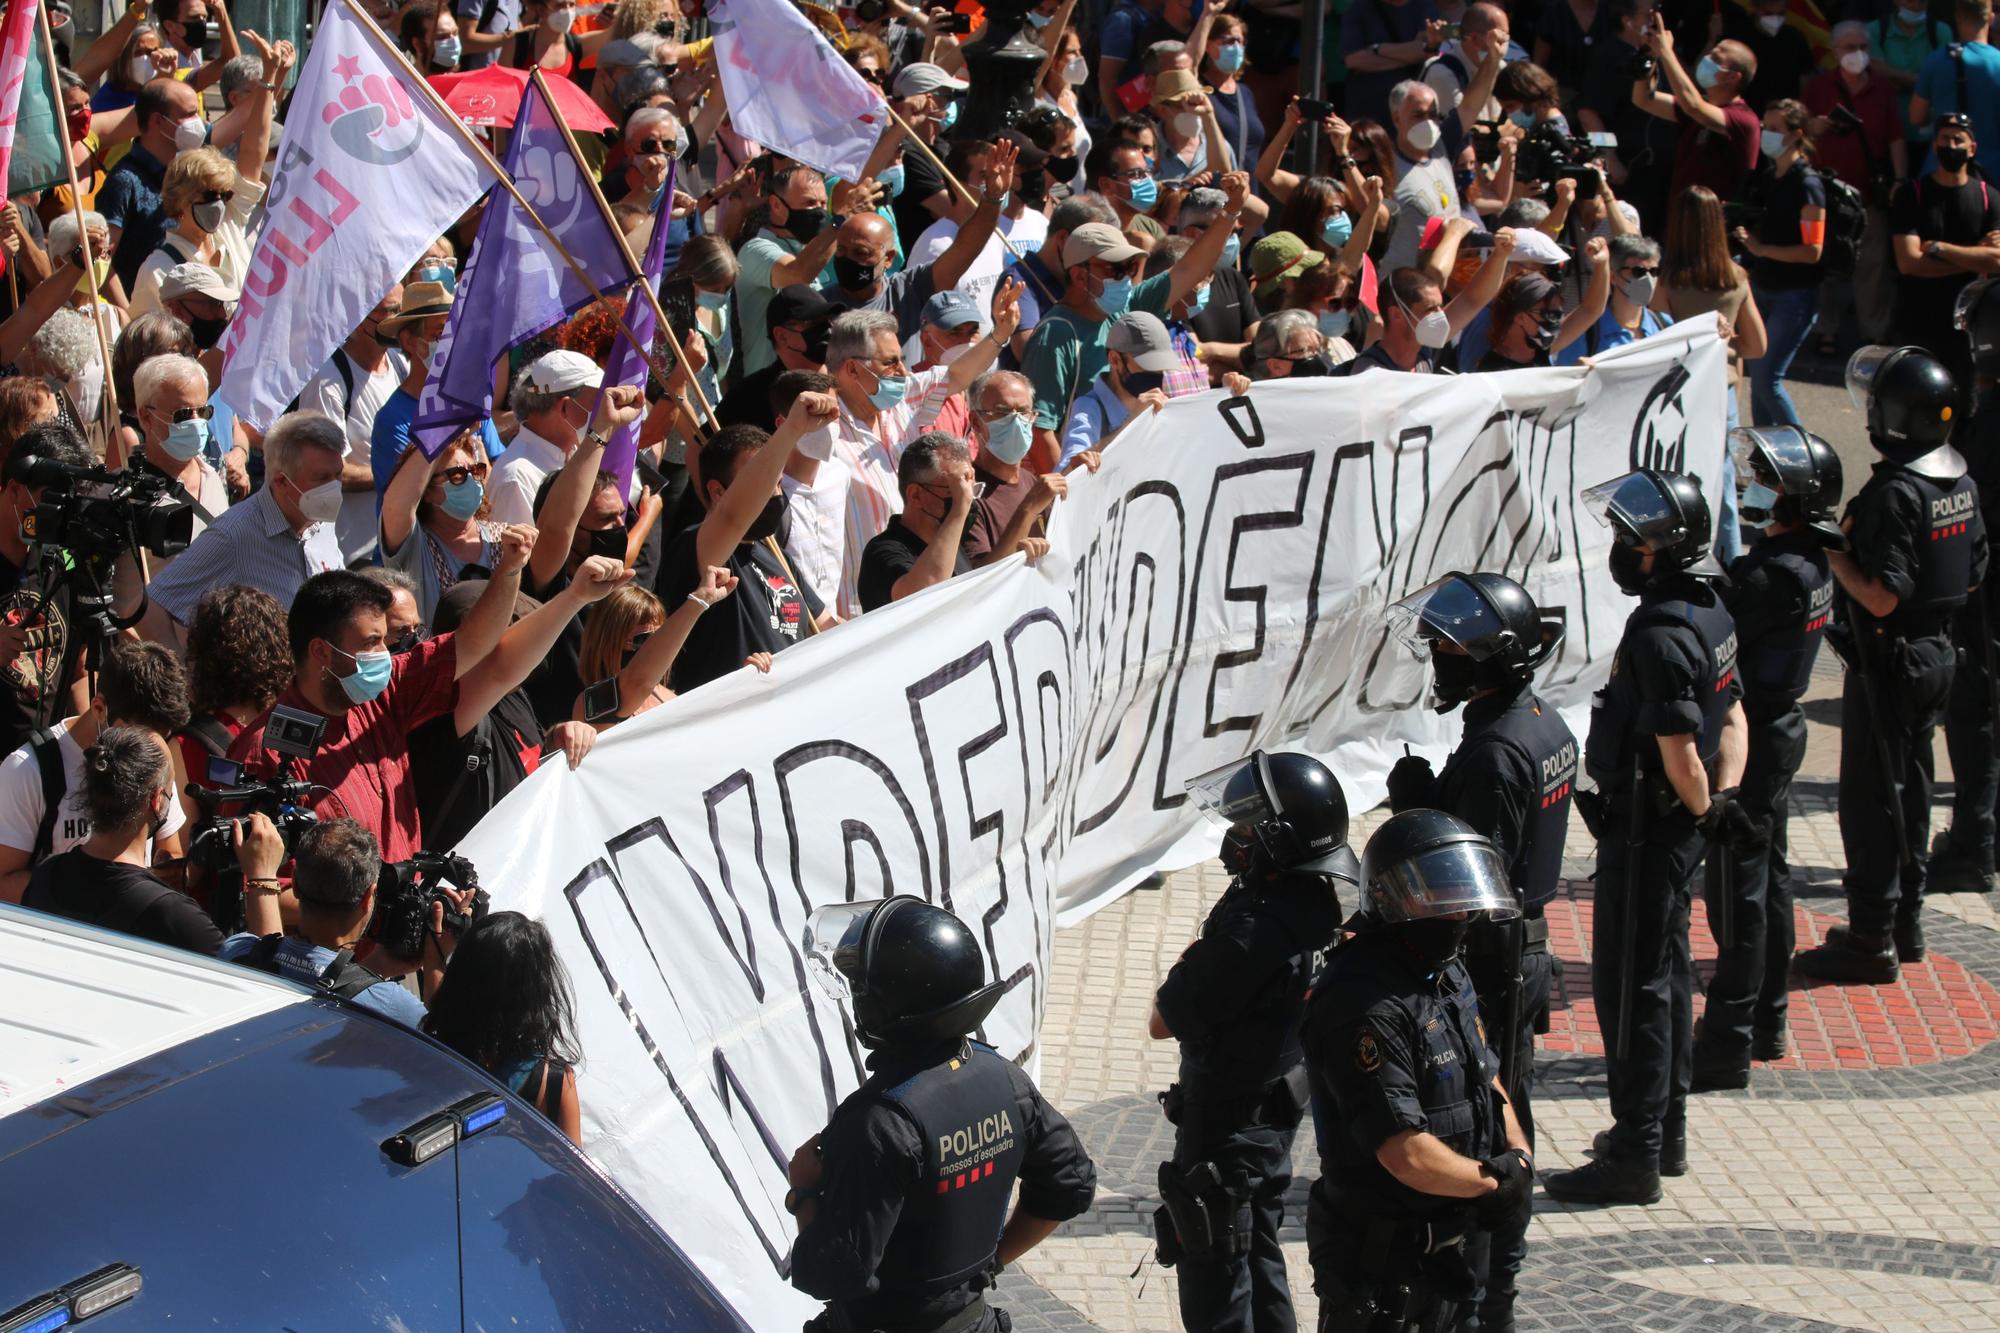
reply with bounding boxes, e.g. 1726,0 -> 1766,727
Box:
804,896 -> 1004,1049
1847,344 -> 1963,457
1185,749 -> 1360,885
1357,809 -> 1519,925
1580,469 -> 1722,579
1386,572 -> 1564,707
1955,276 -> 2000,377
1729,425 -> 1845,541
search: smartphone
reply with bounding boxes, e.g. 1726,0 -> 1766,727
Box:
582,678 -> 622,724
1586,131 -> 1619,149
1440,22 -> 1460,37
1297,97 -> 1335,120
939,12 -> 973,32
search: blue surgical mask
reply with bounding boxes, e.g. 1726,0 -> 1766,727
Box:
1318,307 -> 1353,339
1321,210 -> 1352,248
1695,55 -> 1723,89
1096,275 -> 1134,316
938,99 -> 959,132
161,415 -> 209,462
696,286 -> 730,311
1220,232 -> 1241,270
1508,110 -> 1535,128
1127,175 -> 1159,213
1760,128 -> 1788,158
441,476 -> 484,520
983,411 -> 1034,463
1214,41 -> 1245,72
1185,284 -> 1210,317
1738,479 -> 1782,520
434,34 -> 462,65
416,262 -> 458,293
880,162 -> 907,198
866,367 -> 909,410
1026,8 -> 1053,25
330,643 -> 394,705
1897,2 -> 1926,21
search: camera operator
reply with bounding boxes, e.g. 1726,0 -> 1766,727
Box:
0,640 -> 189,903
1631,28 -> 1763,216
219,817 -> 467,1024
1581,0 -> 1680,235
0,421 -> 96,759
23,726 -> 282,955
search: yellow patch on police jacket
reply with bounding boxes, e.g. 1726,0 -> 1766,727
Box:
1355,1029 -> 1384,1075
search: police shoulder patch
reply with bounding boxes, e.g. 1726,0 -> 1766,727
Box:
1355,1028 -> 1384,1075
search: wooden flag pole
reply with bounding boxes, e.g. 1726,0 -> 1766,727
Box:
37,0 -> 119,448
883,104 -> 1055,307
530,66 -> 721,432
1030,0 -> 1078,93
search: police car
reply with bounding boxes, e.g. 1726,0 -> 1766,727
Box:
0,904 -> 748,1332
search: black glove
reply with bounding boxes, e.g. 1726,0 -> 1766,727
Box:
1476,1148 -> 1533,1226
1386,754 -> 1437,813
1696,788 -> 1764,857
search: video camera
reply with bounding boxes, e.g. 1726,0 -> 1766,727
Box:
370,851 -> 488,960
186,705 -> 326,934
12,453 -> 195,566
1515,121 -> 1610,199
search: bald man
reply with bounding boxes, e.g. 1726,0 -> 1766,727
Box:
818,153 -> 1011,344
1633,28 -> 1764,204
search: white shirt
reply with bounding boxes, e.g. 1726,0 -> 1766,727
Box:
779,455 -> 854,610
907,210 -> 1051,353
126,171 -> 266,319
487,424 -> 567,528
298,345 -> 409,561
830,365 -> 958,619
0,718 -> 187,858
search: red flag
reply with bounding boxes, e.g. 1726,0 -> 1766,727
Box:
0,0 -> 43,195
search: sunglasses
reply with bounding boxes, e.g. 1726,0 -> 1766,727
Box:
199,189 -> 234,205
636,138 -> 675,155
926,480 -> 988,501
437,462 -> 490,485
163,404 -> 215,423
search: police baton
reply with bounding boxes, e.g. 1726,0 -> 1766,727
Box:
1842,597 -> 1911,864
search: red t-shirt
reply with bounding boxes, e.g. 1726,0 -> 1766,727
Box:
229,635 -> 460,862
1670,97 -> 1761,209
1803,71 -> 1904,205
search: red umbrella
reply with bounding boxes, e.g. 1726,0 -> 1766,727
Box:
428,65 -> 613,133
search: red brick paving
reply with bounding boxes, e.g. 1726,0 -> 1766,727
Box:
1538,881 -> 2000,1070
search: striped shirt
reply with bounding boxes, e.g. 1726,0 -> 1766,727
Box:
830,365 -> 957,619
146,485 -> 344,628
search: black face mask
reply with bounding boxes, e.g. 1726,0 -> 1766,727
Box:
1609,541 -> 1648,594
1401,916 -> 1471,971
1523,314 -> 1560,353
783,205 -> 828,241
1286,353 -> 1334,378
802,324 -> 831,365
182,16 -> 210,44
742,492 -> 787,544
1937,144 -> 1972,172
1017,168 -> 1049,206
190,315 -> 228,349
1430,650 -> 1481,710
832,254 -> 880,289
587,524 -> 628,560
1122,369 -> 1166,395
1045,154 -> 1079,182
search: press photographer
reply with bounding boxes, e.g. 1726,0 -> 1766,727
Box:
0,422 -> 101,759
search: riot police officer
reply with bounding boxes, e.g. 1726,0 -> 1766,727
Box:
1301,810 -> 1533,1332
1796,348 -> 1990,985
1930,283 -> 2000,895
1151,750 -> 1356,1333
1383,572 -> 1573,1333
1543,470 -> 1753,1208
791,896 -> 1099,1333
1690,429 -> 1843,1086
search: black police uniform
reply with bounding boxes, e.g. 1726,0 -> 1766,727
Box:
1698,530 -> 1832,1058
790,1039 -> 1098,1333
1939,386 -> 2000,881
1302,930 -> 1506,1330
1835,461 -> 1988,943
1584,575 -> 1740,1168
1154,871 -> 1346,1333
1433,683 -> 1573,1323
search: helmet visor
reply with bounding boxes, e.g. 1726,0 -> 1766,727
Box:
1955,276 -> 1997,333
803,901 -> 879,1001
1730,425 -> 1817,499
1579,471 -> 1673,545
1385,575 -> 1508,661
1185,753 -> 1274,831
1370,842 -> 1519,923
1845,344 -> 1901,416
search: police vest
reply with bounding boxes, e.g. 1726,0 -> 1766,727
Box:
1448,691 -> 1576,912
866,1043 -> 1027,1299
1902,471 -> 1980,621
1177,875 -> 1340,1101
1585,589 -> 1738,785
1736,546 -> 1833,707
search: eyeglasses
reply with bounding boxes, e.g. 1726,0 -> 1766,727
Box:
636,139 -> 675,155
166,404 -> 215,423
437,462 -> 490,485
628,630 -> 654,651
927,480 -> 988,501
975,405 -> 1032,424
866,354 -> 909,373
857,66 -> 886,85
1621,264 -> 1660,276
1109,166 -> 1150,181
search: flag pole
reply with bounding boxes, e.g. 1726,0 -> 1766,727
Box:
37,0 -> 119,448
1030,0 -> 1077,93
338,0 -> 681,405
530,66 -> 721,432
883,105 -> 1055,307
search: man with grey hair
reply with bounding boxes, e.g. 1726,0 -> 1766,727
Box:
489,349 -> 607,527
134,410 -> 347,650
965,370 -> 1071,567
129,353 -> 227,554
1175,186 -> 1259,365
858,432 -> 976,610
1556,234 -> 1674,364
1385,78 -> 1461,271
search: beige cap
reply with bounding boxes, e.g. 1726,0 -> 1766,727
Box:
1062,222 -> 1146,270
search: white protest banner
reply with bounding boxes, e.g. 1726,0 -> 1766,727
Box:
458,325 -> 1726,1328
217,0 -> 493,431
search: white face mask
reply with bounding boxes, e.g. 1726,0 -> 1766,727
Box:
171,115 -> 207,153
128,53 -> 157,85
1411,306 -> 1452,348
1062,55 -> 1089,85
1173,111 -> 1201,137
1756,13 -> 1785,33
937,341 -> 973,365
546,5 -> 574,31
1405,117 -> 1442,153
1840,49 -> 1870,74
292,475 -> 343,524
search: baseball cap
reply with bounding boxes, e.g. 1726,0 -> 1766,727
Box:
523,349 -> 604,395
1063,222 -> 1146,269
768,284 -> 840,332
892,62 -> 969,98
1247,232 -> 1325,295
922,289 -> 981,330
1000,128 -> 1050,171
156,262 -> 238,306
1506,228 -> 1570,267
1105,312 -> 1179,373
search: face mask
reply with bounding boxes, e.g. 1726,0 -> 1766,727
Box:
1121,367 -> 1165,395
1285,352 -> 1334,377
1321,210 -> 1352,248
1214,41 -> 1246,72
1508,109 -> 1535,128
160,415 -> 209,461
696,286 -> 730,311
937,341 -> 973,365
1046,153 -> 1079,181
182,16 -> 210,44
1622,272 -> 1657,306
1173,111 -> 1201,137
1096,274 -> 1134,316
189,314 -> 228,348
408,337 -> 434,367
293,475 -> 344,524
1402,299 -> 1451,349
191,198 -> 226,234
415,261 -> 457,292
1063,55 -> 1089,84
1898,3 -> 1926,21
803,325 -> 832,364
1026,7 -> 1053,25
1406,117 -> 1442,153
1523,312 -> 1560,352
879,162 -> 907,198
1401,916 -> 1471,970
1695,55 -> 1723,89
1738,479 -> 1781,523
1937,144 -> 1972,172
1840,49 -> 1870,74
546,5 -> 574,31
172,116 -> 207,154
1185,283 -> 1210,317
128,54 -> 156,85
440,476 -> 484,520
1313,308 -> 1352,341
742,493 -> 786,544
587,524 -> 628,560
434,34 -> 462,65
1430,650 -> 1482,708
938,100 -> 960,132
1608,540 -> 1648,593
983,411 -> 1034,464
329,643 -> 395,705
73,257 -> 110,297
1756,13 -> 1784,33
1127,175 -> 1159,213
865,368 -> 908,410
833,254 -> 880,289
67,110 -> 92,142
1760,128 -> 1788,158
784,204 -> 828,240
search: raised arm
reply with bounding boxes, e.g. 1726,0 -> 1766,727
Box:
931,140 -> 1015,293
946,278 -> 1024,395
450,525 -> 534,679
1650,28 -> 1725,132
526,387 -> 644,590
1553,236 -> 1611,353
694,390 -> 839,568
1257,99 -> 1305,201
76,1 -> 151,87
456,556 -> 632,730
1166,169 -> 1248,306
379,439 -> 449,558
601,564 -> 735,725
768,222 -> 843,291
1458,25 -> 1508,134
1445,226 -> 1519,333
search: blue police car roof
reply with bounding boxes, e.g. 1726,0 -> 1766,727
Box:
0,904 -> 748,1331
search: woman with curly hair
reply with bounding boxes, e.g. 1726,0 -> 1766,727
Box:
381,429 -> 504,623
177,584 -> 292,782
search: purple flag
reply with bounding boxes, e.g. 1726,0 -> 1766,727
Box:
594,157 -> 674,497
413,77 -> 636,455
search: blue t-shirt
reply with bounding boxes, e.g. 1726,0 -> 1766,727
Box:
1913,41 -> 2000,177
1553,307 -> 1673,365
218,933 -> 428,1027
369,389 -> 506,501
97,144 -> 170,291
1099,0 -> 1154,64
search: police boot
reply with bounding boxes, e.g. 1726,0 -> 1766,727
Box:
1594,1124 -> 1685,1177
1753,1028 -> 1788,1062
1929,830 -> 1996,893
1689,1040 -> 1751,1093
1895,909 -> 1926,964
1544,1152 -> 1663,1206
1793,926 -> 1899,985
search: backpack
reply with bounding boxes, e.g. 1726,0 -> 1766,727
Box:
1820,172 -> 1868,273
26,726 -> 66,865
239,934 -> 388,1001
284,346 -> 356,417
